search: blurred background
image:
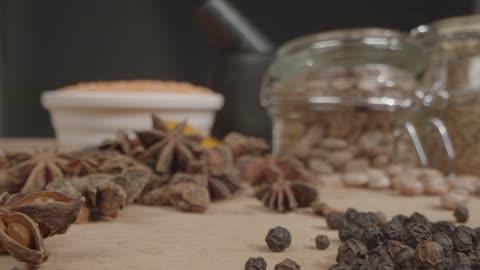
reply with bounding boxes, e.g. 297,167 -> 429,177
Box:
0,0 -> 476,137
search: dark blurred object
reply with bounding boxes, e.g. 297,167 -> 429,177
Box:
196,0 -> 274,53
0,0 -> 5,135
196,0 -> 273,139
210,53 -> 272,139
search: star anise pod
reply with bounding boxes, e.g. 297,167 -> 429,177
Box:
46,168 -> 148,220
97,130 -> 144,158
223,132 -> 270,160
195,146 -> 242,201
96,151 -> 150,175
0,191 -> 83,269
253,158 -> 318,212
62,150 -> 101,177
239,155 -> 320,187
141,173 -> 210,213
7,149 -> 71,194
136,115 -> 204,175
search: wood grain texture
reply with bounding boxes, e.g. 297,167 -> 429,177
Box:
0,185 -> 478,270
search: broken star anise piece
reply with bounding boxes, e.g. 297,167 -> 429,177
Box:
7,149 -> 71,194
141,173 -> 210,213
97,130 -> 144,158
223,132 -> 270,160
0,191 -> 83,269
136,114 -> 204,175
199,146 -> 242,201
46,173 -> 130,220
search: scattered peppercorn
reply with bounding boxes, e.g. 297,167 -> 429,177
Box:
454,206 -> 469,223
326,212 -> 346,230
274,258 -> 300,270
265,226 -> 292,252
244,257 -> 267,270
315,235 -> 330,250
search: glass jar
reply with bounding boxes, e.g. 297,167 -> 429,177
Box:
412,15 -> 480,176
261,28 -> 429,176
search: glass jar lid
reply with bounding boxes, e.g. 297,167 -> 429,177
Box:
261,28 -> 428,109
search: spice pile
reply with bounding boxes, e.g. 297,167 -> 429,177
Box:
321,207 -> 480,269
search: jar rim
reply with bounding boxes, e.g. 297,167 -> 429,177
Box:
411,15 -> 480,46
277,28 -> 421,57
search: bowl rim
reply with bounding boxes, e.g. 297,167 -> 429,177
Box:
41,90 -> 224,110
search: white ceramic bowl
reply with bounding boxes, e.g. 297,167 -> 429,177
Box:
41,90 -> 224,150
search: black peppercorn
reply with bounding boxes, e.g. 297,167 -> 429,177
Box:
391,214 -> 409,226
265,226 -> 292,252
454,206 -> 469,223
381,221 -> 406,242
408,212 -> 429,226
245,257 -> 267,270
469,250 -> 480,269
345,208 -> 360,224
449,252 -> 472,268
385,240 -> 409,257
405,223 -> 432,248
336,239 -> 368,265
432,232 -> 454,255
416,240 -> 446,268
274,258 -> 300,270
352,213 -> 376,229
326,212 -> 346,230
393,246 -> 416,269
361,227 -> 384,250
432,221 -> 457,236
368,255 -> 394,270
315,235 -> 330,250
339,223 -> 363,242
452,225 -> 474,252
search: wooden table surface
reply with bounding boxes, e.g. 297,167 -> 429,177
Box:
0,139 -> 479,270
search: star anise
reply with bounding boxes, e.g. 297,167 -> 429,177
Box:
0,191 -> 83,269
62,150 -> 101,177
253,158 -> 319,212
240,155 -> 320,187
6,149 -> 71,194
136,115 -> 204,175
141,173 -> 210,213
97,130 -> 144,158
96,151 -> 150,175
46,168 -> 149,220
195,146 -> 242,201
223,132 -> 270,160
